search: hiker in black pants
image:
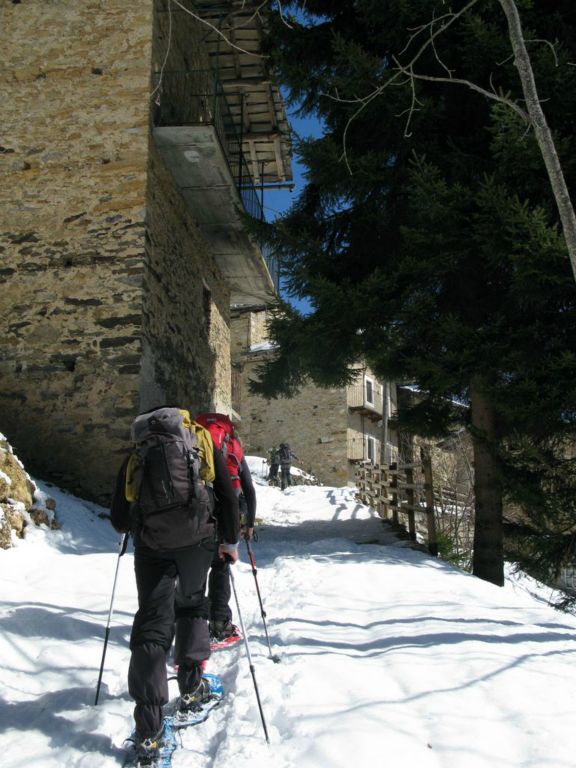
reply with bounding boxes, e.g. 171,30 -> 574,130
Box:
268,446 -> 279,485
110,408 -> 239,765
279,442 -> 298,490
208,450 -> 257,641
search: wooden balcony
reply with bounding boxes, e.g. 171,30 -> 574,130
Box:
348,383 -> 383,420
152,70 -> 280,306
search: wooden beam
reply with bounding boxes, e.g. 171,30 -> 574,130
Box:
221,77 -> 273,87
239,130 -> 282,141
273,136 -> 286,182
249,140 -> 260,183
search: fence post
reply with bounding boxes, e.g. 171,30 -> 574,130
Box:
372,463 -> 380,517
405,465 -> 416,541
421,447 -> 438,556
367,462 -> 374,507
380,464 -> 389,519
389,462 -> 399,525
379,464 -> 388,519
356,463 -> 367,506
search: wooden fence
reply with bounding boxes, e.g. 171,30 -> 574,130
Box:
355,450 -> 440,555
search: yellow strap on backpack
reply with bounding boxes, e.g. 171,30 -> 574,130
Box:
125,453 -> 138,502
179,408 -> 215,484
192,421 -> 216,483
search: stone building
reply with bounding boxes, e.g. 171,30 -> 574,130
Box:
0,1 -> 291,501
230,309 -> 398,486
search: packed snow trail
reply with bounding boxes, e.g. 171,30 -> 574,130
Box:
1,467 -> 576,767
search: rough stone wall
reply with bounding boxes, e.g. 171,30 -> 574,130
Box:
231,309 -> 272,354
0,1 -> 237,500
143,142 -> 232,415
249,311 -> 270,347
142,2 -> 232,416
230,311 -> 251,365
232,312 -> 399,485
236,352 -> 350,486
0,0 -> 154,499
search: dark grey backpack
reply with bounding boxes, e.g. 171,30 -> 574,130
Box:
130,407 -> 211,549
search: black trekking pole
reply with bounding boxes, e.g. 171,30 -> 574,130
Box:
95,533 -> 129,705
229,566 -> 270,744
244,538 -> 280,663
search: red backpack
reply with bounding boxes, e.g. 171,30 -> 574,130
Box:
195,413 -> 243,490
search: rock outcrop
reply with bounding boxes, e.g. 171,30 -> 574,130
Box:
0,433 -> 57,548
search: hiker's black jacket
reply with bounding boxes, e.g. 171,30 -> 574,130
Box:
212,448 -> 240,544
239,457 -> 256,529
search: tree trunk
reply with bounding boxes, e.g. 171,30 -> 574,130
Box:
470,377 -> 504,586
499,0 -> 576,284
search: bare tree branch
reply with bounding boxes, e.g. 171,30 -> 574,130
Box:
396,74 -> 424,138
322,0 -> 483,172
429,9 -> 456,78
498,0 -> 576,282
150,0 -> 174,102
525,38 -> 560,67
393,58 -> 530,122
277,0 -> 295,29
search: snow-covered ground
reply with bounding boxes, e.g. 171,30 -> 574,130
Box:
1,456 -> 576,767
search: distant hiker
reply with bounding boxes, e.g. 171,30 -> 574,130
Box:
195,413 -> 257,642
268,446 -> 279,485
278,442 -> 298,491
110,406 -> 239,766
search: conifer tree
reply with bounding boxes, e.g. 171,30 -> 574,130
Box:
254,0 -> 576,585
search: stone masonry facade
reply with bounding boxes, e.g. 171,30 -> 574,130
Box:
239,352 -> 351,486
231,310 -> 387,486
0,1 -> 233,501
143,141 -> 232,415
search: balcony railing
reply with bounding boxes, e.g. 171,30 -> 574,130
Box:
151,69 -> 279,292
261,242 -> 279,293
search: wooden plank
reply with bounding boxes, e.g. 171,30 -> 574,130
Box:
386,481 -> 421,491
405,466 -> 416,541
389,462 -> 399,525
386,502 -> 422,513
